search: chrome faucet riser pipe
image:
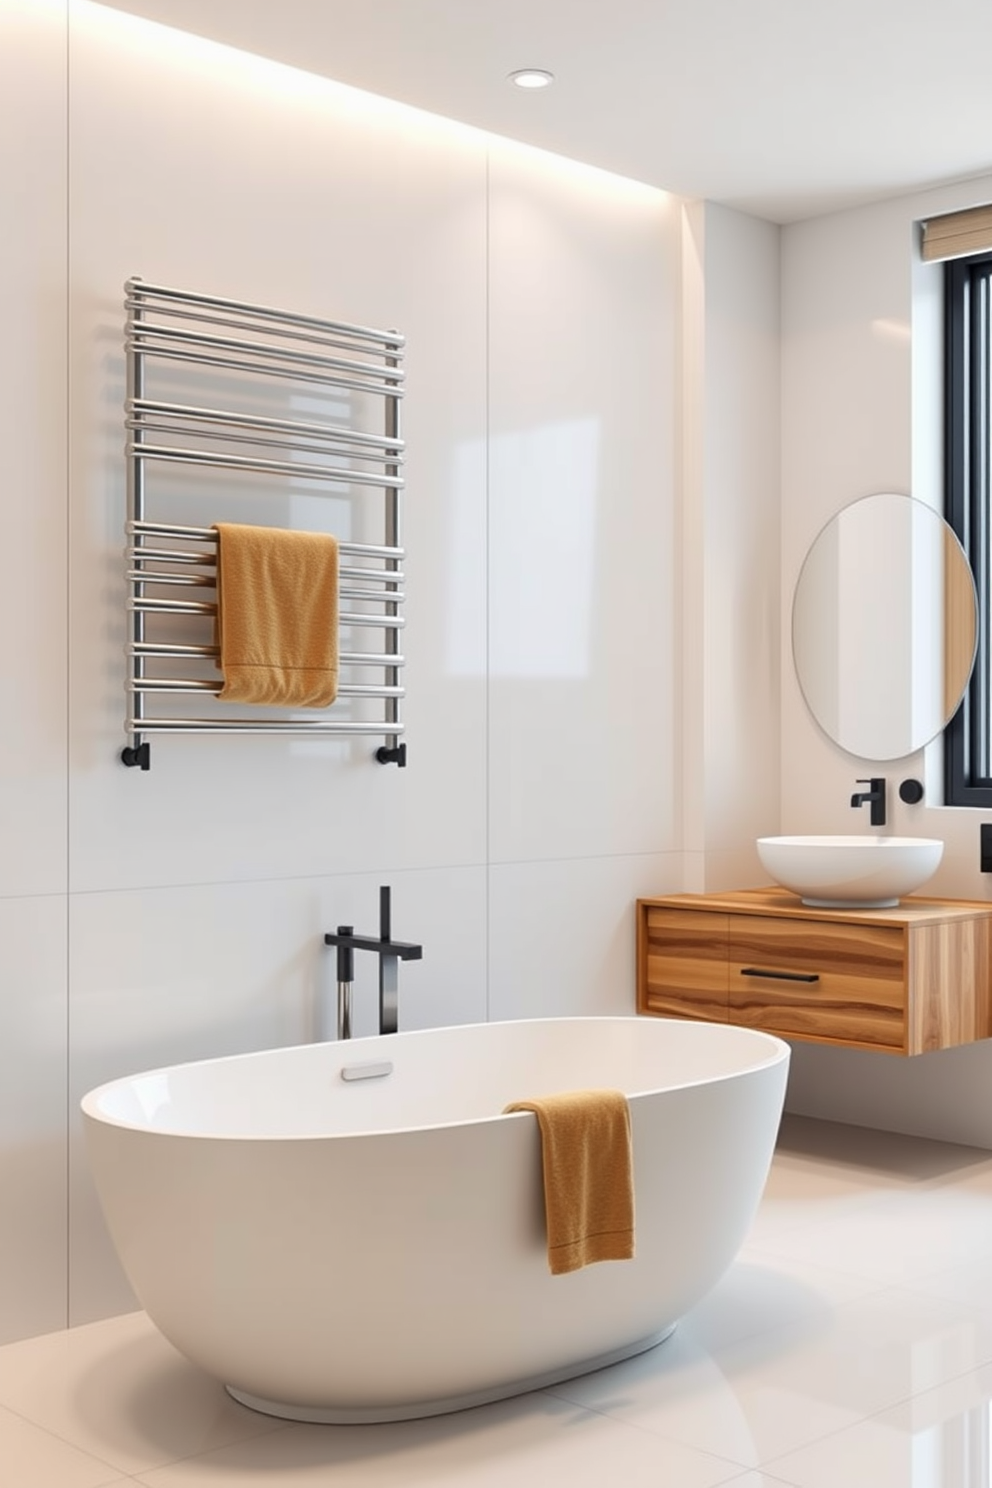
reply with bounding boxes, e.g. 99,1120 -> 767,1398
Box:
337,981 -> 353,1042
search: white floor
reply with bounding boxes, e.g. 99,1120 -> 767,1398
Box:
6,1114 -> 992,1486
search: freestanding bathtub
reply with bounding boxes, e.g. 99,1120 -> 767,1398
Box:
81,1016 -> 789,1424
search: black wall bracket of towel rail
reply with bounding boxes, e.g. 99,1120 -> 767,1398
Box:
120,277 -> 408,770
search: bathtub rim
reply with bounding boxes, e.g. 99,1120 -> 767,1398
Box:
80,1015 -> 791,1142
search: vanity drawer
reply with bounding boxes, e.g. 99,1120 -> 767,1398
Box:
640,908 -> 728,1022
727,914 -> 905,1050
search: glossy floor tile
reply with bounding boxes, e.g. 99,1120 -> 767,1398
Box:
0,1312 -> 282,1478
4,1113 -> 992,1486
764,1359 -> 992,1487
133,1395 -> 746,1488
0,1402 -> 128,1488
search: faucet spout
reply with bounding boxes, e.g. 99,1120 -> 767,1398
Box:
851,776 -> 886,827
324,887 -> 423,1038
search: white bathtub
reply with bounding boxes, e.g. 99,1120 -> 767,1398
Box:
81,1016 -> 789,1424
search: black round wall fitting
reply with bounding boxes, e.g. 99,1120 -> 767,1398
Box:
898,778 -> 925,804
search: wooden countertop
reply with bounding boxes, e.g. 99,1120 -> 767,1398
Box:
637,886 -> 992,928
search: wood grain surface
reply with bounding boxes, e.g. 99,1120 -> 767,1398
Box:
635,891 -> 992,1055
640,908 -> 729,1021
726,914 -> 905,1050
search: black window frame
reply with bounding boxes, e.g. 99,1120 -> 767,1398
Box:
944,250 -> 992,807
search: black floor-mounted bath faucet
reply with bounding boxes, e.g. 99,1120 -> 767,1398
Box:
851,777 -> 886,827
324,886 -> 423,1038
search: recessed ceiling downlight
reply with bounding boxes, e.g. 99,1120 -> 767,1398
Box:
508,68 -> 555,89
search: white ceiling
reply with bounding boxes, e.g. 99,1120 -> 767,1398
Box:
100,0 -> 992,223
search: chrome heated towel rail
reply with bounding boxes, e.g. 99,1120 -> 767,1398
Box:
121,277 -> 407,771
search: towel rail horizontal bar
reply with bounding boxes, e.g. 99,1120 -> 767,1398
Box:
129,564 -> 401,591
131,399 -> 403,453
127,441 -> 404,490
126,717 -> 406,737
127,304 -> 401,364
128,421 -> 403,471
129,552 -> 403,587
126,279 -> 405,350
129,571 -> 214,589
128,642 -> 405,667
124,343 -> 404,399
128,571 -> 404,605
126,325 -> 404,392
129,680 -> 405,699
129,547 -> 215,566
130,399 -> 403,455
130,596 -> 214,615
128,520 -> 404,562
128,597 -> 405,629
127,322 -> 406,386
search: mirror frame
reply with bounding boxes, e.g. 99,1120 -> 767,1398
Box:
791,492 -> 978,761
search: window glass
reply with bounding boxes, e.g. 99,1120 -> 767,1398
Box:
944,252 -> 992,806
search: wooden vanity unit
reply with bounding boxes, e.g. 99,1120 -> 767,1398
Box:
636,888 -> 992,1055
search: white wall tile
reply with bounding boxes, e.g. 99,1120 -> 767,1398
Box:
701,846 -> 776,895
486,147 -> 680,865
68,865 -> 486,1322
780,193 -> 921,842
0,0 -> 68,899
780,171 -> 992,1144
67,5 -> 488,893
699,205 -> 781,855
0,895 -> 67,1343
0,1 -> 685,1340
680,204 -> 782,872
784,1038 -> 992,1149
488,853 -> 681,1023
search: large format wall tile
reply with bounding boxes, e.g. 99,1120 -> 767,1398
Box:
779,174 -> 992,1146
0,0 -> 68,898
67,4 -> 487,893
488,852 -> 681,1023
67,865 -> 485,1322
0,2 -> 686,1340
0,896 -> 67,1343
486,146 -> 679,866
697,204 -> 781,863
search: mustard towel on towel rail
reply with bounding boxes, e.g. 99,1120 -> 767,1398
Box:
213,522 -> 339,707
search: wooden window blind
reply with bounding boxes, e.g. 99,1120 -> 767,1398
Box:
921,204 -> 992,263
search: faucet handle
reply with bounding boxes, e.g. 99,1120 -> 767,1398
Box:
851,776 -> 886,826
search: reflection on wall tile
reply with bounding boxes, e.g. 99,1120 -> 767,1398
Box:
67,3 -> 488,894
487,148 -> 680,866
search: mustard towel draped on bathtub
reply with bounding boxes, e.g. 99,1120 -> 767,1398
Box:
213,522 -> 339,707
503,1088 -> 634,1275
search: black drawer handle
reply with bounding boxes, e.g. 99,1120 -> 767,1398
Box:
740,967 -> 820,984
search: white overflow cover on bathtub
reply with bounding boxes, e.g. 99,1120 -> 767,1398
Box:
340,1060 -> 394,1082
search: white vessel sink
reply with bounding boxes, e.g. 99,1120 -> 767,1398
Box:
756,835 -> 944,908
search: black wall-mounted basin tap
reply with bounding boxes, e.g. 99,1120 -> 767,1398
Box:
851,777 -> 886,827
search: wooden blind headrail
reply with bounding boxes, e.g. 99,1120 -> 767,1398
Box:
921,204 -> 992,263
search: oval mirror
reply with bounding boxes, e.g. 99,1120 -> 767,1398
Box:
792,493 -> 978,761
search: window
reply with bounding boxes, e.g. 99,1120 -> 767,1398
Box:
944,250 -> 992,806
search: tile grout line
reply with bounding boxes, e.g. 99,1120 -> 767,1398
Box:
64,0 -> 72,1337
484,146 -> 491,1027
